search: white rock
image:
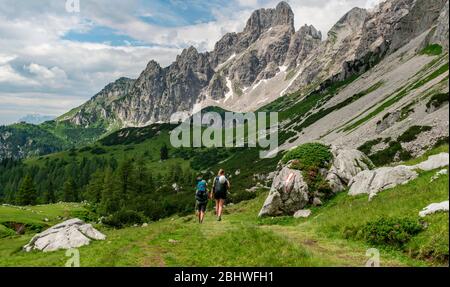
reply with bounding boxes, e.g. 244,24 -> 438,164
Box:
349,166 -> 418,198
293,209 -> 311,218
23,218 -> 106,252
142,223 -> 148,227
312,197 -> 323,206
78,224 -> 106,240
329,147 -> 373,185
410,153 -> 449,171
258,166 -> 309,217
430,169 -> 448,182
419,201 -> 449,217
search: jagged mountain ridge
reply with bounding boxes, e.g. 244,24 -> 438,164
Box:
58,2 -> 321,127
60,0 -> 448,130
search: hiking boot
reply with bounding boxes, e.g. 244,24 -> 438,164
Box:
217,216 -> 222,222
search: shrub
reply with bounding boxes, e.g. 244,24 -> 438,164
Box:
426,93 -> 448,110
397,126 -> 432,143
358,217 -> 423,247
282,143 -> 332,169
79,146 -> 92,152
102,210 -> 148,228
283,143 -> 333,202
90,146 -> 107,155
229,190 -> 257,204
369,141 -> 402,166
358,138 -> 382,155
420,44 -> 443,56
70,209 -> 98,222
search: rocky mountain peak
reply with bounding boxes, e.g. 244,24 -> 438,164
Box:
178,46 -> 199,60
298,24 -> 322,40
244,1 -> 295,34
144,60 -> 162,74
327,7 -> 367,39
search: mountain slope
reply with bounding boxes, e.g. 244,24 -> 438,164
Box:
0,123 -> 67,160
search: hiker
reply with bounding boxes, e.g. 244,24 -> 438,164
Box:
195,175 -> 209,224
212,169 -> 230,221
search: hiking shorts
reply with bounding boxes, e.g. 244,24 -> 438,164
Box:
214,191 -> 227,200
196,201 -> 207,212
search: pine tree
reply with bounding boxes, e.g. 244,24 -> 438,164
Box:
99,169 -> 120,215
135,159 -> 153,195
84,171 -> 104,203
160,144 -> 169,161
44,180 -> 56,204
16,175 -> 37,206
63,177 -> 77,202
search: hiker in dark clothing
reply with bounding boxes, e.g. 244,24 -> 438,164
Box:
195,176 -> 209,224
212,169 -> 230,221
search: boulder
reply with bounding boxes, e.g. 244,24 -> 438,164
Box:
258,166 -> 309,217
348,166 -> 418,199
419,201 -> 449,217
409,153 -> 449,171
312,197 -> 323,206
327,147 -> 373,192
259,145 -> 374,216
293,209 -> 311,218
23,218 -> 106,252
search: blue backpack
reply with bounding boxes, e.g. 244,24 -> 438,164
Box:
195,180 -> 208,203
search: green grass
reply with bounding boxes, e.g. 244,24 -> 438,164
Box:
0,224 -> 15,238
0,159 -> 447,266
309,168 -> 448,265
0,203 -> 88,227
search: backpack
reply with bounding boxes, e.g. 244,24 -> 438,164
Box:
214,176 -> 227,194
195,180 -> 208,202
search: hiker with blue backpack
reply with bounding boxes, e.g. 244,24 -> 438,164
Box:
211,169 -> 230,221
195,175 -> 209,224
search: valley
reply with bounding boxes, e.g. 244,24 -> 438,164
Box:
0,145 -> 447,266
0,0 -> 448,267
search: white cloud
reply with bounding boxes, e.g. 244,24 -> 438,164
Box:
0,64 -> 33,84
25,63 -> 67,81
237,0 -> 260,8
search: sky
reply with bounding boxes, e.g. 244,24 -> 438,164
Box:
0,0 -> 382,125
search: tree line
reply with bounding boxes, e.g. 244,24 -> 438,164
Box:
0,154 -> 197,221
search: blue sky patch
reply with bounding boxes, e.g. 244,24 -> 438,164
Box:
137,0 -> 227,27
63,26 -> 145,46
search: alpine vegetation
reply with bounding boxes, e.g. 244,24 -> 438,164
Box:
170,111 -> 279,158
